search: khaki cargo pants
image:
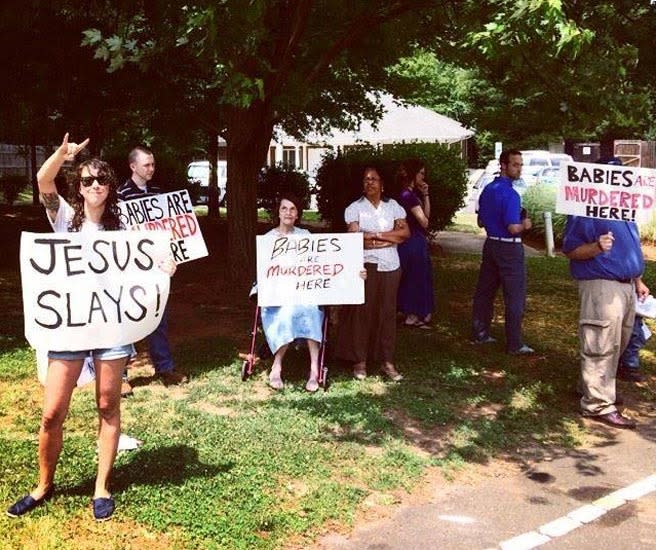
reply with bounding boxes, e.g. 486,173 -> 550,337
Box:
577,279 -> 635,416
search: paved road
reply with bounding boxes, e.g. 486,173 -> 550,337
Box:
317,411 -> 656,550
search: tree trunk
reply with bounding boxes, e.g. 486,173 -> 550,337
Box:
225,102 -> 274,281
207,129 -> 220,218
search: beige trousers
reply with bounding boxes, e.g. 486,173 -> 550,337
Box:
577,279 -> 635,416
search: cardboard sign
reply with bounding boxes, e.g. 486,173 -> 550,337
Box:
118,189 -> 208,264
256,232 -> 364,306
21,231 -> 171,351
556,162 -> 656,223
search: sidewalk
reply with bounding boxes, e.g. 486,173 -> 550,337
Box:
317,411 -> 656,550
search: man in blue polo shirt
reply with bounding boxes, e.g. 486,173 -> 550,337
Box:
472,149 -> 534,354
562,156 -> 648,429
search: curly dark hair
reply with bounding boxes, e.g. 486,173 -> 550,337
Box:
68,158 -> 122,231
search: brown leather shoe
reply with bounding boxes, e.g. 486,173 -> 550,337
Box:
589,411 -> 636,429
157,371 -> 189,386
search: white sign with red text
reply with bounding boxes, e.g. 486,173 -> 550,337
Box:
118,189 -> 208,264
556,162 -> 656,223
256,232 -> 364,306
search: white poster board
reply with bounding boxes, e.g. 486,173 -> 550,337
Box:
556,162 -> 656,223
21,231 -> 171,351
256,232 -> 364,306
118,189 -> 208,264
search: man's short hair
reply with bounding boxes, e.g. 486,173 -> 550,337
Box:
128,145 -> 153,164
499,149 -> 522,166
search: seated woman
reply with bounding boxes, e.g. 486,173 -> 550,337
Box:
260,193 -> 324,392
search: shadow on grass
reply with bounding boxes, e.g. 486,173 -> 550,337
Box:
63,444 -> 233,496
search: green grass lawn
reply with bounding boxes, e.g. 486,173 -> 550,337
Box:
2,244 -> 655,548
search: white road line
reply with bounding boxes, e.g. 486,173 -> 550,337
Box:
498,473 -> 656,549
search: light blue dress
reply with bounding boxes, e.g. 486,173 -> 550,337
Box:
260,227 -> 324,354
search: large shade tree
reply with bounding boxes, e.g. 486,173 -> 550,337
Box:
6,0 -> 654,275
83,0 -> 472,279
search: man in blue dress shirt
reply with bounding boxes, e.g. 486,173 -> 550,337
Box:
472,149 -> 534,354
562,156 -> 648,429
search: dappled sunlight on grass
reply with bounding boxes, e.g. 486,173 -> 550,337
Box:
2,246 -> 656,547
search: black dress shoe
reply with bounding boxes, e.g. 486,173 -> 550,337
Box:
6,486 -> 54,517
589,411 -> 636,429
617,366 -> 646,383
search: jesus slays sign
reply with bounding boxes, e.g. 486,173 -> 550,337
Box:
20,231 -> 171,351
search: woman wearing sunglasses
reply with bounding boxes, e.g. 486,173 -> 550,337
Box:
6,134 -> 174,522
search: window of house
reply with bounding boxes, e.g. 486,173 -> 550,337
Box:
282,147 -> 296,167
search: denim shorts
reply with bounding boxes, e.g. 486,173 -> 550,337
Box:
48,344 -> 136,361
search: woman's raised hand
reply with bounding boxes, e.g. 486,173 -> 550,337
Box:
58,133 -> 90,162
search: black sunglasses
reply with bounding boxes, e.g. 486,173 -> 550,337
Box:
80,175 -> 110,187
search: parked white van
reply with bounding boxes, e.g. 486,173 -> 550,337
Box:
187,160 -> 227,205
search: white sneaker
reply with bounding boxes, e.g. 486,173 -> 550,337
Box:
509,344 -> 535,355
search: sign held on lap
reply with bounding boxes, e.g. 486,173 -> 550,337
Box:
21,231 -> 171,351
256,232 -> 364,306
556,162 -> 656,223
118,189 -> 208,264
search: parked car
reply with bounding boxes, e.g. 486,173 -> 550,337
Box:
521,151 -> 573,185
535,166 -> 560,186
187,160 -> 227,205
473,172 -> 528,212
547,153 -> 574,167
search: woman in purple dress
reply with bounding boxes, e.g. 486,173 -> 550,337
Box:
397,159 -> 434,328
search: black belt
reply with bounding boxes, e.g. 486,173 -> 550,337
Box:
617,279 -> 633,284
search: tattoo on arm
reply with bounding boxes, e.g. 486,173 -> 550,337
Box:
40,192 -> 60,219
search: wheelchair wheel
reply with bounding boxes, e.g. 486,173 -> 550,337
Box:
241,360 -> 251,381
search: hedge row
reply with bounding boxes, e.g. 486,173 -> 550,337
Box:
315,142 -> 468,231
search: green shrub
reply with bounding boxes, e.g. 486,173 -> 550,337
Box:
0,175 -> 28,205
315,142 -> 468,231
638,213 -> 656,245
522,185 -> 567,244
257,163 -> 311,219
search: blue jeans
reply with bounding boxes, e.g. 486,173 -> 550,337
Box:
472,239 -> 526,352
148,306 -> 174,373
619,315 -> 646,370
